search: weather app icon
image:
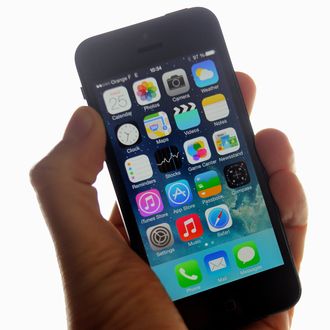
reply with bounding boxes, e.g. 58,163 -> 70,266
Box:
192,60 -> 219,88
165,179 -> 193,207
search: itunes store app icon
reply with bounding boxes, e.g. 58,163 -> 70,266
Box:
136,189 -> 164,217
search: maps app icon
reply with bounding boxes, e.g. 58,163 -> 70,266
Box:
165,179 -> 193,207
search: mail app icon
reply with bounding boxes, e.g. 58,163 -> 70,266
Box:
204,250 -> 230,273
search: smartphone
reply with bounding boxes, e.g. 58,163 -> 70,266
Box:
75,7 -> 301,328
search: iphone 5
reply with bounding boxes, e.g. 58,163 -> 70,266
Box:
75,7 -> 300,328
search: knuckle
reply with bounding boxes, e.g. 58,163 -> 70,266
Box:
30,156 -> 58,191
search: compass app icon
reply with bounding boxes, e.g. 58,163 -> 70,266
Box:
165,179 -> 193,207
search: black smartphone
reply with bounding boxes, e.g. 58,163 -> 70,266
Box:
75,7 -> 300,329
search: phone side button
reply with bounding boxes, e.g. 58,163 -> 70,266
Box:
80,86 -> 87,100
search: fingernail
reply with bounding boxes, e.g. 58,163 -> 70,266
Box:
64,108 -> 93,142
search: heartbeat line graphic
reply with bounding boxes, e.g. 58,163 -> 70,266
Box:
157,152 -> 180,166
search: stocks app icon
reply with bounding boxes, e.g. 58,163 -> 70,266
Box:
155,146 -> 182,173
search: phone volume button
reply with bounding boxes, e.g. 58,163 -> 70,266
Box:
80,86 -> 87,100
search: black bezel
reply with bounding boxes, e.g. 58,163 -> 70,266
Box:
75,7 -> 301,328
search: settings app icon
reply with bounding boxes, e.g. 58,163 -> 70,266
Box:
146,223 -> 174,251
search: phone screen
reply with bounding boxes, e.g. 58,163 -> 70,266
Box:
94,50 -> 284,301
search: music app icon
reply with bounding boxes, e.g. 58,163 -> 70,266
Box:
136,189 -> 164,217
176,214 -> 203,242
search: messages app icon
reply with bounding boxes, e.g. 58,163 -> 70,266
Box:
233,241 -> 260,269
192,60 -> 219,88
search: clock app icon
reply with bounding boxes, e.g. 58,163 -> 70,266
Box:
116,123 -> 141,146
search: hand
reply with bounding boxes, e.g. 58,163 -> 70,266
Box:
30,72 -> 307,330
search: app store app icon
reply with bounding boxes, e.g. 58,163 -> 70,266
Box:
165,179 -> 193,207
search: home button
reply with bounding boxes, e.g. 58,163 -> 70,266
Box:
224,299 -> 237,313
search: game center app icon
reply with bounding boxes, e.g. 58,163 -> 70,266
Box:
146,223 -> 174,251
165,179 -> 193,207
173,102 -> 201,130
213,127 -> 240,155
103,86 -> 132,114
144,111 -> 172,139
183,136 -> 211,164
136,189 -> 164,217
176,214 -> 203,242
224,161 -> 250,188
192,59 -> 219,88
125,155 -> 153,183
194,170 -> 222,198
175,260 -> 202,288
133,77 -> 161,105
205,204 -> 232,232
155,146 -> 182,173
162,68 -> 190,96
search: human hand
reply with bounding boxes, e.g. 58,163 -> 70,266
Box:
30,72 -> 307,330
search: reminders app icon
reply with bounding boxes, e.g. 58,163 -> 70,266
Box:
125,155 -> 153,183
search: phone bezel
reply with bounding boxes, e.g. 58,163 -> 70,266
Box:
75,7 -> 301,327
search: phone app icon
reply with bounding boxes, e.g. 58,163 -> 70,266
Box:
162,68 -> 190,96
233,241 -> 260,268
146,223 -> 174,251
103,86 -> 132,114
194,170 -> 222,198
136,189 -> 164,217
133,77 -> 161,105
116,122 -> 140,147
213,127 -> 240,155
125,155 -> 153,183
144,111 -> 172,139
165,179 -> 193,207
205,204 -> 232,232
173,102 -> 201,130
202,94 -> 229,121
183,136 -> 211,164
204,250 -> 230,273
175,260 -> 202,288
176,214 -> 204,241
224,161 -> 250,188
191,60 -> 219,88
155,146 -> 182,173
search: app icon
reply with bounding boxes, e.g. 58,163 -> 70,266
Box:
136,189 -> 164,217
204,250 -> 229,273
194,170 -> 222,198
125,155 -> 153,183
202,94 -> 229,121
173,102 -> 201,130
233,241 -> 260,268
224,161 -> 250,188
116,122 -> 140,146
175,260 -> 202,288
192,60 -> 219,88
213,127 -> 240,155
183,136 -> 211,164
133,77 -> 161,105
144,111 -> 172,139
103,86 -> 132,114
155,146 -> 182,173
176,214 -> 203,241
205,204 -> 232,232
165,179 -> 193,207
146,223 -> 174,251
162,68 -> 190,96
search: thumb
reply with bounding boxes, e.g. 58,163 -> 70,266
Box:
30,106 -> 126,254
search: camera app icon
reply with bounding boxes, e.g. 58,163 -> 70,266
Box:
162,68 -> 190,96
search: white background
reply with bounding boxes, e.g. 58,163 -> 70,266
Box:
1,0 -> 329,329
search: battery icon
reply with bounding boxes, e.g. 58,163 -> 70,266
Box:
205,49 -> 215,56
